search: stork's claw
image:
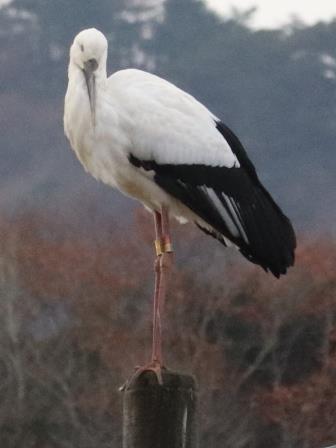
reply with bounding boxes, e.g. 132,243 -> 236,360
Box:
119,361 -> 165,391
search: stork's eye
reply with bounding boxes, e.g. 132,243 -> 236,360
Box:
80,44 -> 84,52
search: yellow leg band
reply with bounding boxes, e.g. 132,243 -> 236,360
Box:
154,239 -> 173,255
155,239 -> 163,256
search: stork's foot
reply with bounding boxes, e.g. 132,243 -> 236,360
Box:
119,360 -> 166,391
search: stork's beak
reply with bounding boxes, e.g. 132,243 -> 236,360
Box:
83,58 -> 98,127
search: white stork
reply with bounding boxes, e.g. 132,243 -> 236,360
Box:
64,28 -> 296,383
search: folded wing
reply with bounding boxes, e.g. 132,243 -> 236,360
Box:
129,119 -> 296,277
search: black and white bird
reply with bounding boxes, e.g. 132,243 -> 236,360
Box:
64,28 -> 296,382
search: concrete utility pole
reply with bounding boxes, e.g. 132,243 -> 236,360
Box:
122,369 -> 198,448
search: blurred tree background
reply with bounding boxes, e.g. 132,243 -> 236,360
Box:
0,0 -> 335,447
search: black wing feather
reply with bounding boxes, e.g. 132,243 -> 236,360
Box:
129,120 -> 296,277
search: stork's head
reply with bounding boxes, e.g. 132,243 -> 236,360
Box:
70,28 -> 108,126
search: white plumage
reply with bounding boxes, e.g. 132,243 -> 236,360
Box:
64,30 -> 236,213
64,28 -> 296,278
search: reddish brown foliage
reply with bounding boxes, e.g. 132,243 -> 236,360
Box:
0,208 -> 335,447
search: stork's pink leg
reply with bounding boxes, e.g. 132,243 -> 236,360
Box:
151,210 -> 163,365
151,206 -> 173,365
121,208 -> 173,390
